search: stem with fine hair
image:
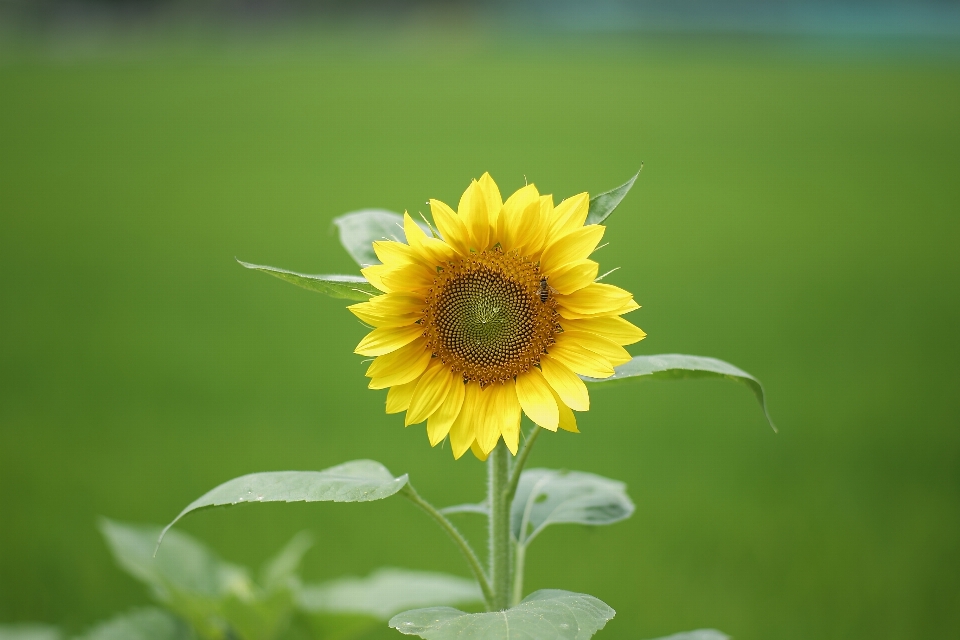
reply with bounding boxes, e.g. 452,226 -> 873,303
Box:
401,483 -> 495,609
488,441 -> 512,610
505,426 -> 542,506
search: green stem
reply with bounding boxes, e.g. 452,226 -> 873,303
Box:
402,483 -> 495,609
511,543 -> 527,607
488,441 -> 512,610
505,426 -> 542,506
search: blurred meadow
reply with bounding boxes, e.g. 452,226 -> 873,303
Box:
1,8 -> 959,640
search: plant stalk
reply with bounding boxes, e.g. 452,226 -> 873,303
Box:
402,484 -> 495,609
488,441 -> 512,610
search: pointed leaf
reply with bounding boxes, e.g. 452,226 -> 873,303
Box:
510,469 -> 634,545
645,632 -> 729,640
332,209 -> 431,267
260,531 -> 314,592
585,168 -> 642,225
73,609 -> 195,640
0,625 -> 62,640
299,568 -> 482,620
159,460 -> 408,546
390,589 -> 614,640
237,260 -> 377,301
583,354 -> 776,431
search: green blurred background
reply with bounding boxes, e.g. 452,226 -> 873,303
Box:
1,5 -> 959,639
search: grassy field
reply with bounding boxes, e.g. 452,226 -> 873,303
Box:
1,28 -> 958,640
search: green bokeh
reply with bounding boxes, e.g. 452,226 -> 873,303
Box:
1,29 -> 958,640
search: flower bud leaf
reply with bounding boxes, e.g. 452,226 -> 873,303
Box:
583,354 -> 776,432
389,589 -> 614,640
237,260 -> 377,301
73,608 -> 193,640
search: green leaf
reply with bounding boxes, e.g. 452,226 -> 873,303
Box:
644,632 -> 729,640
510,469 -> 634,545
583,354 -> 776,432
332,209 -> 432,267
100,519 -> 252,601
0,624 -> 62,640
585,168 -> 642,226
260,531 -> 314,592
237,260 -> 378,301
159,460 -> 409,546
73,609 -> 195,640
299,568 -> 482,620
390,589 -> 614,640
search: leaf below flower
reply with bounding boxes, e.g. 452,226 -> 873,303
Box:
237,260 -> 378,301
389,590 -> 614,640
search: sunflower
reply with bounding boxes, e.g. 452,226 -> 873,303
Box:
348,173 -> 645,460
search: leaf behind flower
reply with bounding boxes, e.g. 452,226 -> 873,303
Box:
583,354 -> 776,431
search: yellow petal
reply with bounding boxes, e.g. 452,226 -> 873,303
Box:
458,180 -> 490,251
348,292 -> 423,327
546,192 -> 589,244
478,173 -> 503,229
379,262 -> 436,292
449,382 -> 481,459
500,382 -> 521,455
560,316 -> 647,345
470,440 -> 490,461
553,387 -> 580,433
557,330 -> 632,367
430,198 -> 471,256
540,354 -> 590,411
404,212 -> 429,246
405,360 -> 454,425
366,339 -> 432,389
547,259 -> 599,295
476,384 -> 502,455
557,282 -> 633,317
540,225 -> 605,275
360,264 -> 393,293
355,324 -> 424,356
511,200 -> 544,254
500,184 -> 540,249
427,377 -> 465,446
373,240 -> 417,267
515,367 -> 559,432
548,342 -> 614,378
386,377 -> 419,414
611,299 -> 642,316
520,194 -> 554,256
405,212 -> 458,265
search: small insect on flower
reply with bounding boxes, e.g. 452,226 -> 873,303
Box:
348,173 -> 646,460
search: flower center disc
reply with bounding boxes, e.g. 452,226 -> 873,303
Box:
422,249 -> 560,385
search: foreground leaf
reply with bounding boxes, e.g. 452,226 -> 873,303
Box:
237,260 -> 377,301
333,209 -> 431,267
101,519 -> 251,601
299,568 -> 482,620
645,631 -> 729,640
583,354 -> 776,431
0,625 -> 61,640
160,461 -> 409,546
73,609 -> 194,640
390,590 -> 614,640
585,168 -> 642,226
510,469 -> 634,545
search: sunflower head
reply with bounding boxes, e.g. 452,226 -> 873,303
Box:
349,174 -> 645,460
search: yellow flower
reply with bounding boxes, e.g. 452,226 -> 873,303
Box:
348,173 -> 645,460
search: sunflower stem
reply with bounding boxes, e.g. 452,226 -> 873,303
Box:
401,483 -> 495,609
505,426 -> 542,506
488,441 -> 512,610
